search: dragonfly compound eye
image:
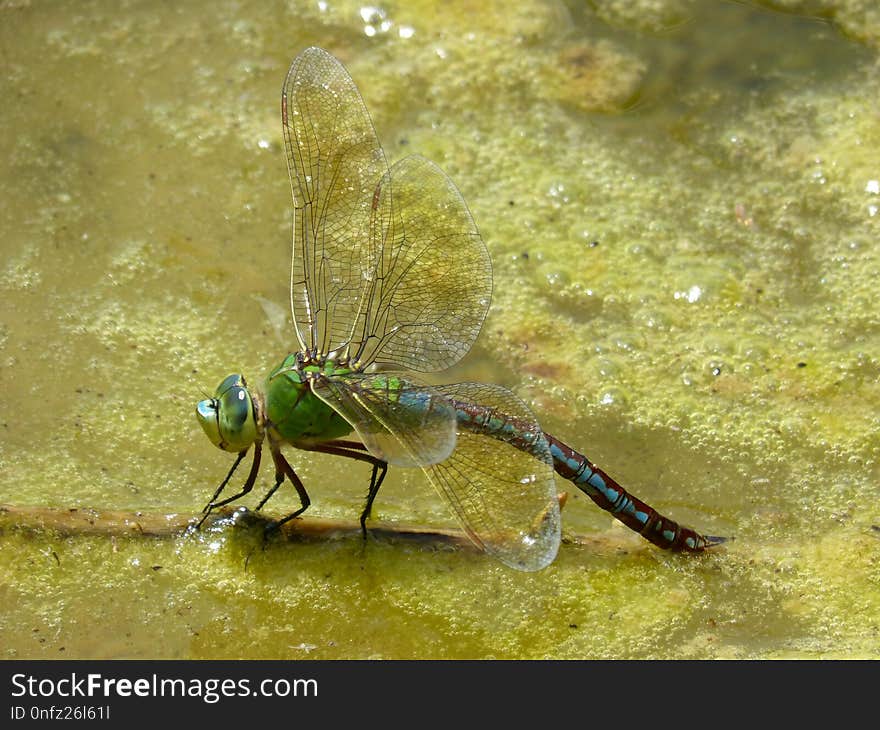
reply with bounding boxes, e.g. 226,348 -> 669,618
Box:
196,374 -> 257,452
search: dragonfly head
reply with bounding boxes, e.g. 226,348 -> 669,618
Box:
196,374 -> 258,452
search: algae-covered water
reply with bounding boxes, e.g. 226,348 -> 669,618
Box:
1,0 -> 878,659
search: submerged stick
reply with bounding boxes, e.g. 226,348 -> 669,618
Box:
0,503 -> 469,544
0,497 -> 634,554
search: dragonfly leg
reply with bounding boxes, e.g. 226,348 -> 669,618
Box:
360,461 -> 389,537
263,448 -> 311,533
301,441 -> 388,538
254,472 -> 283,513
201,449 -> 247,512
197,445 -> 262,529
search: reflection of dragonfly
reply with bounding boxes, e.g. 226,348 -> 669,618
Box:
196,47 -> 722,570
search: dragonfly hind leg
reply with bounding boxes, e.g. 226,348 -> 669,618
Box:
360,460 -> 389,537
302,440 -> 388,538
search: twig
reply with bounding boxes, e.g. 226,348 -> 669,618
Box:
0,502 -> 629,553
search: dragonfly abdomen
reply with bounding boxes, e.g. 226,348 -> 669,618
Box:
446,394 -> 719,552
450,399 -> 548,460
545,434 -> 720,552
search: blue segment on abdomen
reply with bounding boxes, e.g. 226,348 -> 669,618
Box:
453,405 -> 545,455
548,443 -> 650,528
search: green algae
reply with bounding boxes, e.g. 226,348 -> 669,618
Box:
1,0 -> 878,659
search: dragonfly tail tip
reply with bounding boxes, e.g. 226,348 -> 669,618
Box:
703,534 -> 729,548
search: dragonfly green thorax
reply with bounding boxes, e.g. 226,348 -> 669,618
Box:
263,355 -> 354,446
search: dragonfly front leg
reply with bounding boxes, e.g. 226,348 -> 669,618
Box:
262,448 -> 311,532
197,444 -> 262,529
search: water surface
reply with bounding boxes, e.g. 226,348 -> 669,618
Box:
1,0 -> 878,659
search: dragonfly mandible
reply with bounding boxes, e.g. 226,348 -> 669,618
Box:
195,47 -> 723,571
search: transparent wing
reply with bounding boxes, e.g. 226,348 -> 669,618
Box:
350,155 -> 492,372
429,382 -> 560,571
314,374 -> 560,571
282,47 -> 388,354
282,48 -> 491,371
311,371 -> 458,468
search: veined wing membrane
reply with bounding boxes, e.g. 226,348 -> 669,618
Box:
315,375 -> 561,571
282,47 -> 388,355
283,48 -> 491,372
351,155 -> 492,372
429,382 -> 560,571
311,371 -> 457,468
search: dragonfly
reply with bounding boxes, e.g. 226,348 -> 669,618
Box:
195,46 -> 723,571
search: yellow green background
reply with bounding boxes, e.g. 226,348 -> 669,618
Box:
1,0 -> 878,658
